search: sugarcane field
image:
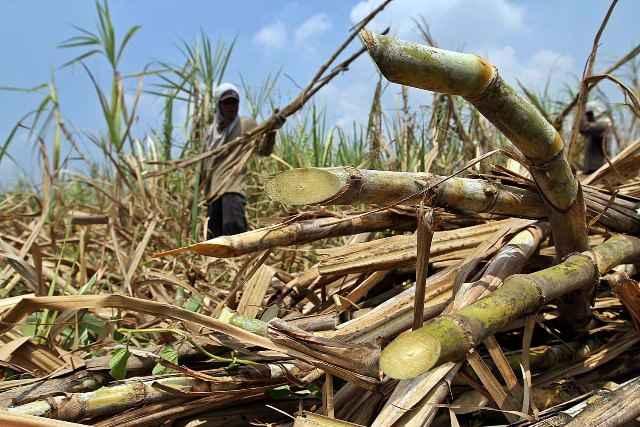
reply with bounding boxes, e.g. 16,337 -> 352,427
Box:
3,0 -> 640,425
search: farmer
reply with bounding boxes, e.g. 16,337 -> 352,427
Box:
202,83 -> 283,239
579,101 -> 614,174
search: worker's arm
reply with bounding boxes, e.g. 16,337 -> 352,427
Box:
257,130 -> 277,156
256,110 -> 286,157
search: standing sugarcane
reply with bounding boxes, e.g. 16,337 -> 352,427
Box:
359,30 -> 591,331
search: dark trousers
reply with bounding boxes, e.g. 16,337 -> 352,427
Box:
207,193 -> 248,239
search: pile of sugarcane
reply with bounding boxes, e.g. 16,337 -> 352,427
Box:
3,30 -> 640,427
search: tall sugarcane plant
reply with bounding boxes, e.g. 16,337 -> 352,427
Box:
58,0 -> 141,154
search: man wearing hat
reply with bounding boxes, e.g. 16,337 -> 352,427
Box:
579,100 -> 613,174
203,83 -> 282,239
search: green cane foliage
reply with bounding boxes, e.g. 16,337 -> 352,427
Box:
59,1 -> 140,70
59,0 -> 141,153
241,71 -> 280,120
183,294 -> 204,313
161,95 -> 174,161
109,347 -> 131,380
152,344 -> 179,375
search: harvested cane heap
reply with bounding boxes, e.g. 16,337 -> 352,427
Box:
3,31 -> 640,426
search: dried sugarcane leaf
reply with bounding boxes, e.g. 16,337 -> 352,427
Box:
237,264 -> 275,319
0,412 -> 89,426
371,362 -> 454,426
267,319 -> 380,389
294,411 -> 365,427
0,252 -> 40,293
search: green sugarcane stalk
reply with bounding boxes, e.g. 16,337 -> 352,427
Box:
359,30 -> 592,330
267,167 -> 543,217
379,234 -> 640,380
7,377 -> 203,421
266,167 -> 640,234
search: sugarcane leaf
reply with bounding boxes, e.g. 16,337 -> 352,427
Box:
79,328 -> 92,346
109,347 -> 130,379
78,272 -> 99,295
78,313 -> 107,339
260,304 -> 280,322
152,344 -> 179,375
266,385 -> 293,400
60,49 -> 102,69
183,295 -> 203,313
116,25 -> 141,64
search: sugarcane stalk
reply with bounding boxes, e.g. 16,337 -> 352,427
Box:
154,211 -> 415,258
7,363 -> 293,423
266,167 -> 639,234
7,377 -> 206,421
563,376 -> 640,427
359,30 -> 592,329
267,167 -> 544,217
0,370 -> 107,408
379,234 -> 640,379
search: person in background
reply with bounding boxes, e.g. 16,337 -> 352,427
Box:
579,101 -> 614,174
203,83 -> 283,239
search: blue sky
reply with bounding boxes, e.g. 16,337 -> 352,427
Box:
1,0 -> 639,185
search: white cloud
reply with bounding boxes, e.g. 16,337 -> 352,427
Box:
295,13 -> 332,45
253,21 -> 287,50
313,57 -> 431,129
350,0 -> 524,46
345,0 -> 577,110
486,46 -> 576,90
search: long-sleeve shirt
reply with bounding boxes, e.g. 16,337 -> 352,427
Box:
202,116 -> 276,201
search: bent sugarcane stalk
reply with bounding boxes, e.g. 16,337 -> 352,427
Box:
360,30 -> 592,329
154,210 -> 416,258
266,167 -> 640,234
380,234 -> 640,380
